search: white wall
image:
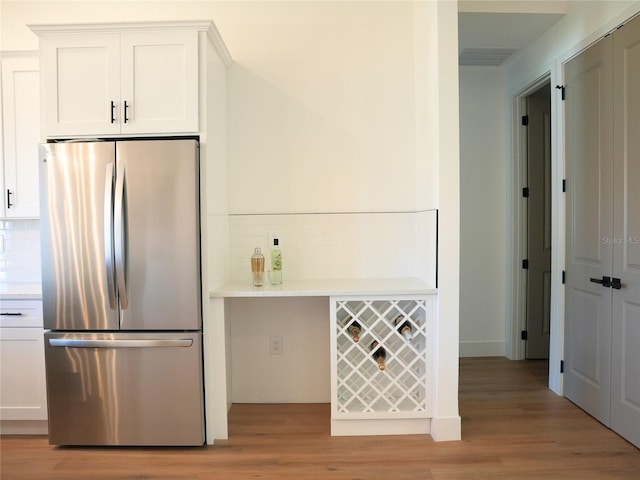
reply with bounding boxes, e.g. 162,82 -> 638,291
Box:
0,0 -> 433,215
458,65 -> 506,357
228,296 -> 330,403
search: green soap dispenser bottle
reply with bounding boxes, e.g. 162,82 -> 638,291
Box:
269,237 -> 282,285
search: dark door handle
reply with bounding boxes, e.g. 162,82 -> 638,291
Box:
110,101 -> 116,123
6,189 -> 13,208
124,101 -> 129,123
611,277 -> 622,290
590,276 -> 611,287
1,312 -> 23,316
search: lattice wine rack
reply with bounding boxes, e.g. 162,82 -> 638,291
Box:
330,295 -> 433,435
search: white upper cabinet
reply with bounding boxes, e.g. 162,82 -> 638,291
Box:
41,33 -> 120,137
1,54 -> 40,218
36,26 -> 199,138
120,31 -> 198,135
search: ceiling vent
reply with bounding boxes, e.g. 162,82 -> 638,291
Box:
459,48 -> 518,66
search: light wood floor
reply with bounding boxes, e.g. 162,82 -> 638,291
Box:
1,357 -> 638,479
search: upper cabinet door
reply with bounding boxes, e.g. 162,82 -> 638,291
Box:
41,33 -> 121,137
120,31 -> 199,134
38,28 -> 199,138
1,55 -> 41,218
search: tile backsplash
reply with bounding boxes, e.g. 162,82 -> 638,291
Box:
228,210 -> 437,284
0,219 -> 41,284
0,212 -> 437,287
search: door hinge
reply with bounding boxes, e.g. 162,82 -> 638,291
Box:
556,85 -> 566,100
562,179 -> 566,192
560,360 -> 564,373
522,259 -> 529,269
521,115 -> 529,126
562,270 -> 566,284
522,187 -> 530,198
521,330 -> 528,340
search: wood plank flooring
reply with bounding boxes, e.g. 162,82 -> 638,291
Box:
1,357 -> 638,479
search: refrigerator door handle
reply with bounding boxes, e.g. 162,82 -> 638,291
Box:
114,160 -> 128,310
104,162 -> 117,310
48,338 -> 194,348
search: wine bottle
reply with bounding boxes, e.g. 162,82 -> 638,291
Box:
345,317 -> 361,342
370,341 -> 386,371
394,315 -> 413,341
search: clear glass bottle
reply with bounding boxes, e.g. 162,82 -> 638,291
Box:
251,247 -> 265,286
269,237 -> 282,285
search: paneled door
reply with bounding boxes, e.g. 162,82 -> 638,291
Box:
610,14 -> 640,447
526,90 -> 552,359
565,15 -> 640,448
564,33 -> 614,427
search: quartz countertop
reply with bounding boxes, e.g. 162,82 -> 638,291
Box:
0,283 -> 42,300
211,278 -> 437,298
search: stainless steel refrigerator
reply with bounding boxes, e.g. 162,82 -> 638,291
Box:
39,139 -> 204,446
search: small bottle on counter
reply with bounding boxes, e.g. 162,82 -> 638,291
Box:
269,237 -> 282,285
370,341 -> 386,371
251,247 -> 265,286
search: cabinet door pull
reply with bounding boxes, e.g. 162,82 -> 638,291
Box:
124,101 -> 129,124
1,312 -> 23,316
6,189 -> 13,208
110,101 -> 116,123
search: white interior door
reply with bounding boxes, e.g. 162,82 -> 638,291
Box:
610,14 -> 640,448
564,34 -> 614,427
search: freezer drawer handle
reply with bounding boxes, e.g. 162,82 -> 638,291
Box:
48,338 -> 194,348
1,312 -> 23,316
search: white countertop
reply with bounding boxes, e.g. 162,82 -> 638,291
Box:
211,278 -> 437,298
0,283 -> 42,300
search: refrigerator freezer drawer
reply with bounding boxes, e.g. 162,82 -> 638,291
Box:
44,331 -> 204,446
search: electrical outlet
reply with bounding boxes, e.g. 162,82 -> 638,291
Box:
269,335 -> 283,355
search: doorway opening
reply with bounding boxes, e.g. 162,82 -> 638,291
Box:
507,73 -> 553,386
523,82 -> 552,362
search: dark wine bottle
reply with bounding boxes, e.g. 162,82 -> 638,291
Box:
370,341 -> 386,371
346,318 -> 361,343
394,315 -> 413,341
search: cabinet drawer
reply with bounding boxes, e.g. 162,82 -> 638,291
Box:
0,299 -> 43,327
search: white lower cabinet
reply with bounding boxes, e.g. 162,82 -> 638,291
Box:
330,295 -> 433,436
0,300 -> 48,431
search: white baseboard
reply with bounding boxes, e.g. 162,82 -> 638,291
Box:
331,418 -> 430,436
0,420 -> 48,435
430,415 -> 461,441
459,341 -> 505,357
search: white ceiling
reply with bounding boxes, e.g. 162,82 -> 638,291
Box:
458,11 -> 566,65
